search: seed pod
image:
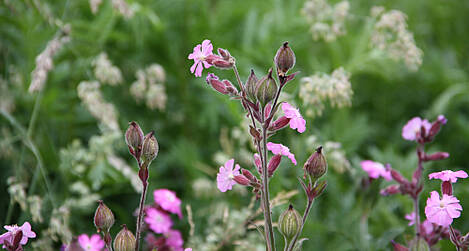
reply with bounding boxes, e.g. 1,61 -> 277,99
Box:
278,205 -> 301,242
142,131 -> 159,164
94,200 -> 115,233
125,122 -> 144,156
114,225 -> 136,251
274,42 -> 296,77
304,146 -> 327,180
255,69 -> 277,107
245,69 -> 259,102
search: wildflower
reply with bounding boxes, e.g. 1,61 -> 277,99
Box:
144,208 -> 173,234
111,0 -> 134,19
402,117 -> 431,141
92,53 -> 123,86
146,83 -> 167,111
153,189 -> 182,218
0,222 -> 36,248
281,102 -> 306,133
405,212 -> 415,226
424,191 -> 462,227
266,142 -> 297,165
188,40 -> 213,77
216,159 -> 241,192
301,0 -> 350,41
360,160 -> 392,181
89,0 -> 102,14
77,234 -> 105,251
429,170 -> 468,183
164,229 -> 183,249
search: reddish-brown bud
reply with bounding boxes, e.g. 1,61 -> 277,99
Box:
428,115 -> 447,139
268,154 -> 282,177
390,169 -> 408,185
380,185 -> 401,196
125,122 -> 144,158
205,54 -> 233,69
274,42 -> 296,77
442,181 -> 453,195
217,48 -> 231,60
304,146 -> 327,180
242,169 -> 256,182
424,152 -> 450,161
142,131 -> 159,164
114,225 -> 136,251
269,116 -> 290,131
94,200 -> 115,233
234,175 -> 251,186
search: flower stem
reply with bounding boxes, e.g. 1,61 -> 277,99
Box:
287,199 -> 313,251
413,196 -> 420,238
135,165 -> 149,251
261,118 -> 276,251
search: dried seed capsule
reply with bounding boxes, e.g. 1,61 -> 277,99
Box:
274,42 -> 296,77
304,146 -> 327,180
114,225 -> 136,251
94,200 -> 115,233
142,131 -> 159,164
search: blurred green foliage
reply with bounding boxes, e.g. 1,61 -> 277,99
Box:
1,0 -> 469,250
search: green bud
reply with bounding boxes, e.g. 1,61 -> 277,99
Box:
245,69 -> 258,102
94,200 -> 115,233
114,224 -> 136,251
409,237 -> 430,251
278,205 -> 301,242
142,131 -> 159,164
255,68 -> 278,107
274,42 -> 296,77
304,146 -> 327,180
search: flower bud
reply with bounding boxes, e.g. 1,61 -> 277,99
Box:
205,54 -> 233,69
245,69 -> 258,102
255,69 -> 277,107
125,121 -> 144,156
274,42 -> 296,77
380,184 -> 401,196
278,205 -> 301,242
114,225 -> 136,251
94,200 -> 115,233
253,154 -> 262,173
205,73 -> 237,95
217,48 -> 231,60
242,168 -> 257,182
409,237 -> 430,251
303,146 -> 327,180
424,152 -> 449,161
442,181 -> 453,195
234,175 -> 250,186
268,154 -> 282,177
142,131 -> 159,164
269,116 -> 291,131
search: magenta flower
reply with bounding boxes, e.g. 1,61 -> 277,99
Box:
421,220 -> 435,235
145,208 -> 173,234
188,40 -> 213,77
0,222 -> 36,248
164,229 -> 183,248
216,159 -> 241,192
78,234 -> 105,251
405,212 -> 416,226
281,102 -> 306,133
154,189 -> 182,218
424,191 -> 462,227
402,117 -> 431,141
266,142 -> 297,165
428,170 -> 468,183
185,249 -> 193,251
360,160 -> 392,181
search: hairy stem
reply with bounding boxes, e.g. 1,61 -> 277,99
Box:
135,165 -> 148,251
261,115 -> 275,251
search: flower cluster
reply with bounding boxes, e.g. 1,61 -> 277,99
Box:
130,64 -> 167,111
370,8 -> 423,71
0,222 -> 36,250
301,0 -> 350,41
299,67 -> 352,117
89,0 -> 102,14
111,0 -> 134,18
92,53 -> 123,86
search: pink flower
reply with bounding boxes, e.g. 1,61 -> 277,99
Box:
145,208 -> 173,234
405,212 -> 415,226
266,142 -> 297,165
281,102 -> 306,133
78,234 -> 105,251
420,220 -> 435,236
424,191 -> 462,227
216,159 -> 241,192
402,117 -> 431,141
0,222 -> 36,248
360,160 -> 392,181
188,40 -> 213,77
185,249 -> 193,251
154,189 -> 182,218
164,229 -> 183,248
428,170 -> 468,183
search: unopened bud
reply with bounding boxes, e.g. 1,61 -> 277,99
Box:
380,185 -> 400,196
390,169 -> 408,185
274,42 -> 296,77
428,115 -> 447,139
268,154 -> 282,177
142,131 -> 159,164
278,205 -> 301,241
269,116 -> 290,131
94,200 -> 115,233
234,175 -> 250,186
217,48 -> 231,60
253,154 -> 262,173
424,152 -> 449,161
245,69 -> 259,102
304,146 -> 327,180
409,237 -> 430,251
205,54 -> 233,69
114,225 -> 136,251
242,169 -> 256,182
205,73 -> 238,95
255,69 -> 277,107
442,181 -> 453,195
125,122 -> 144,156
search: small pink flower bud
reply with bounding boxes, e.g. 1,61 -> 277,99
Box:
255,69 -> 278,107
253,154 -> 262,173
205,54 -> 233,69
125,122 -> 144,157
94,200 -> 115,233
274,42 -> 296,77
303,146 -> 327,180
142,131 -> 159,164
234,175 -> 250,186
428,115 -> 447,139
245,69 -> 259,102
241,169 -> 256,182
113,225 -> 136,251
206,73 -> 229,94
217,48 -> 231,60
380,185 -> 401,196
278,205 -> 301,242
424,152 -> 449,161
442,181 -> 453,195
390,169 -> 408,185
267,154 -> 282,177
269,116 -> 291,131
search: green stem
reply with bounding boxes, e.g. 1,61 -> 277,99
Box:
135,164 -> 149,251
287,200 -> 313,251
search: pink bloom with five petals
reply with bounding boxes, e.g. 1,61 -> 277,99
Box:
216,159 -> 241,192
188,40 -> 213,77
266,142 -> 297,165
360,160 -> 392,181
145,208 -> 173,234
0,222 -> 36,248
78,234 -> 105,251
164,229 -> 183,248
424,191 -> 462,227
402,117 -> 432,141
154,189 -> 182,218
428,170 -> 468,183
281,102 -> 306,133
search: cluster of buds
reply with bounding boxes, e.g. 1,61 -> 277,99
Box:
205,48 -> 235,69
206,73 -> 238,96
233,168 -> 262,198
